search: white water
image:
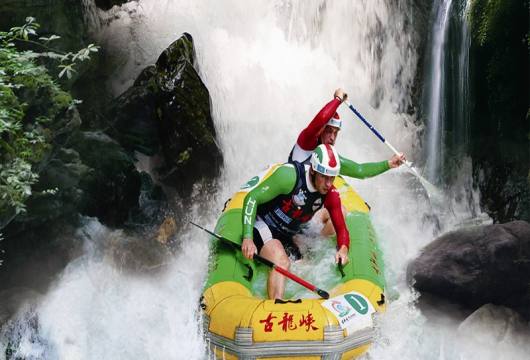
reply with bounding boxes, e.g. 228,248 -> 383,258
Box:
2,1 -> 525,359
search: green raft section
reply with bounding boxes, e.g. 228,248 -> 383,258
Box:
204,177 -> 385,296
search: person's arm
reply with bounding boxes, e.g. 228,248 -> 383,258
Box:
324,188 -> 350,264
339,155 -> 390,179
241,165 -> 297,258
297,98 -> 342,150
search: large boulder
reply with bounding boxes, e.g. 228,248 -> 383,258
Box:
108,33 -> 223,195
408,221 -> 530,318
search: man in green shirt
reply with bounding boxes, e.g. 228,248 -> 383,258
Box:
241,144 -> 348,300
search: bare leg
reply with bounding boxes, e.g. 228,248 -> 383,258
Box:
318,206 -> 347,237
259,239 -> 290,300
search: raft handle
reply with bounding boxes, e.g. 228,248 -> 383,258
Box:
274,299 -> 302,304
377,293 -> 385,306
243,264 -> 254,282
338,259 -> 346,278
199,295 -> 207,310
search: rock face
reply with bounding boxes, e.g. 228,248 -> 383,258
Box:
408,221 -> 530,318
468,0 -> 530,222
71,131 -> 142,226
0,0 -> 94,52
109,33 -> 223,194
94,0 -> 132,10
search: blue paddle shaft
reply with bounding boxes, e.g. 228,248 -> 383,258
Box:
347,103 -> 386,143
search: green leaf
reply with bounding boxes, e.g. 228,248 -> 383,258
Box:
39,34 -> 60,42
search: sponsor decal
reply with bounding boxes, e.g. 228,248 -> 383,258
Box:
292,189 -> 307,206
330,300 -> 351,317
273,208 -> 292,224
322,291 -> 375,334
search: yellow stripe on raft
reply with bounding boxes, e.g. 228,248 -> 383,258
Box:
203,279 -> 384,343
333,176 -> 370,213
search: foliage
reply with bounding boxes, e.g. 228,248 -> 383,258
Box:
0,17 -> 98,223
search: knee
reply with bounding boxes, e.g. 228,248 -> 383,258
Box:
276,253 -> 290,269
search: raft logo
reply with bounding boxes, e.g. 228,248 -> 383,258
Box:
344,293 -> 369,315
241,176 -> 259,189
322,290 -> 375,334
330,300 -> 350,317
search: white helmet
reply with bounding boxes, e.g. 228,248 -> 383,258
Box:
326,112 -> 342,129
311,144 -> 340,176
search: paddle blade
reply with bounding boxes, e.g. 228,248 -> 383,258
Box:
317,289 -> 330,299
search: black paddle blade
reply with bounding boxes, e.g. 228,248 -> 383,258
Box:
317,288 -> 330,299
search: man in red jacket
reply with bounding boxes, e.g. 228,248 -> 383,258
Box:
288,88 -> 405,236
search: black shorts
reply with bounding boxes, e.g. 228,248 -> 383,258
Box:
252,217 -> 302,260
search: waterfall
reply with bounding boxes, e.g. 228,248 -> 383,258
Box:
0,1 -> 511,359
423,0 -> 474,184
423,0 -> 454,182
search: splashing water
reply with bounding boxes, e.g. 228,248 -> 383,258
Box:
3,1 -> 523,359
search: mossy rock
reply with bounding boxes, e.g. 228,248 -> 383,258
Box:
71,131 -> 142,226
108,33 -> 223,195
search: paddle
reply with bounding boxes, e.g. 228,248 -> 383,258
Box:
190,221 -> 330,299
344,100 -> 441,199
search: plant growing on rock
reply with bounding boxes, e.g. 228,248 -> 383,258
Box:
0,17 -> 99,228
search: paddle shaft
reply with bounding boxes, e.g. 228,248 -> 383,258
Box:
190,222 -> 330,299
344,100 -> 417,174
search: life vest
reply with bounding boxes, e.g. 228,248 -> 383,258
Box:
288,143 -> 313,165
257,161 -> 325,237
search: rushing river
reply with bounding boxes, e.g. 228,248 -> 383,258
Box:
1,1 -> 528,359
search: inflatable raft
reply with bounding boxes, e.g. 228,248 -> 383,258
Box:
202,164 -> 386,359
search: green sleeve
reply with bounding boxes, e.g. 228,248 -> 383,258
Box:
339,155 -> 390,179
242,165 -> 297,239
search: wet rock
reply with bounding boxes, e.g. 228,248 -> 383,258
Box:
408,221 -> 530,319
108,33 -> 223,195
108,69 -> 159,156
71,131 -> 142,227
0,288 -> 41,326
104,230 -> 172,274
456,304 -> 530,360
94,0 -> 133,11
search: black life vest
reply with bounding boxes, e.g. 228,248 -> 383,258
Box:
257,161 -> 325,237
